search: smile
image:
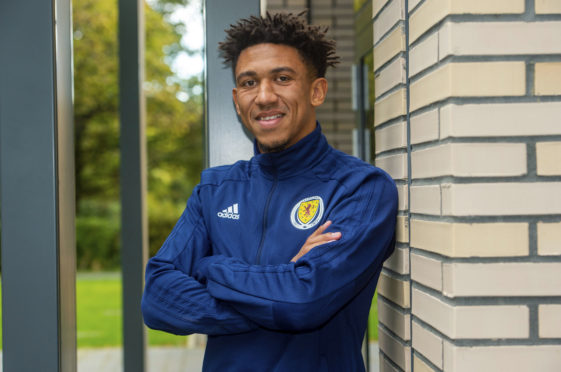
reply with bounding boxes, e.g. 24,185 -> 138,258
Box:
257,113 -> 284,121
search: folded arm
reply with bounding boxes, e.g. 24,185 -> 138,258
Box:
141,186 -> 258,336
197,172 -> 398,332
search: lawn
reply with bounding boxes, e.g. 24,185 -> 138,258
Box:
76,272 -> 190,347
0,273 -> 379,348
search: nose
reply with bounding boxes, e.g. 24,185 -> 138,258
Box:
255,80 -> 278,106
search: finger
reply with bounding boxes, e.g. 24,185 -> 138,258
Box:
305,232 -> 342,250
310,220 -> 332,238
308,231 -> 341,245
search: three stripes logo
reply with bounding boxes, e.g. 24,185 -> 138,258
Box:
217,203 -> 240,220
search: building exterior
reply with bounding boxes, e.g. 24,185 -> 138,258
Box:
371,0 -> 561,371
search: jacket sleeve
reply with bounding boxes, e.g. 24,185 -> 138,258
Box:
196,170 -> 398,332
141,185 -> 258,336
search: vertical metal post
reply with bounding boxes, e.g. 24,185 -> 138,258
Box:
0,0 -> 76,371
204,0 -> 260,167
119,0 -> 147,371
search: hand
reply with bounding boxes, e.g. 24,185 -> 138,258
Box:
291,220 -> 341,262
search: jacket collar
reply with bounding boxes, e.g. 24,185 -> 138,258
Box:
251,123 -> 329,179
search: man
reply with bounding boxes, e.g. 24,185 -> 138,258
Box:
142,12 -> 398,371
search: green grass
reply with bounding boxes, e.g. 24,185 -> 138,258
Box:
0,273 -> 379,348
76,272 -> 189,348
368,292 -> 378,341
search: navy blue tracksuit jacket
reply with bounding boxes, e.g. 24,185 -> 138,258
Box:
142,124 -> 398,371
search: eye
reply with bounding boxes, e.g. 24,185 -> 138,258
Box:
241,79 -> 256,88
277,75 -> 291,83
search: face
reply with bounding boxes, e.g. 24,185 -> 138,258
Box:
232,43 -> 328,153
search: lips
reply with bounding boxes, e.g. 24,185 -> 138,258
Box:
255,111 -> 285,128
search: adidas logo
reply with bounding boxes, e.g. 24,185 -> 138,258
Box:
217,203 -> 240,220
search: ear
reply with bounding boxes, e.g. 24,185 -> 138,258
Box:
310,78 -> 328,107
232,88 -> 241,115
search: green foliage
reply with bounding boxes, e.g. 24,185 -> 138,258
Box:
76,201 -> 121,270
73,0 -> 203,268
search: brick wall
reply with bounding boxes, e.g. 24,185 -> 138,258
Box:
374,0 -> 561,371
265,0 -> 355,154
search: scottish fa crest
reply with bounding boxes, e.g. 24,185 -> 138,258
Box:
290,196 -> 324,230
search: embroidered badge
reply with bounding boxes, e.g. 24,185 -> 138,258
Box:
290,196 -> 324,230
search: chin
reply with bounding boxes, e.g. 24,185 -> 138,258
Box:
258,139 -> 289,153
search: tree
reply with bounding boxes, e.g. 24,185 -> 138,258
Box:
73,0 -> 203,268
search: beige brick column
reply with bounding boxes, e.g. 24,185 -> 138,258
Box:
372,0 -> 411,371
266,0 -> 356,154
374,0 -> 561,371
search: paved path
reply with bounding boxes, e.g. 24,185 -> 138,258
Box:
77,343 -> 379,372
0,343 -> 379,371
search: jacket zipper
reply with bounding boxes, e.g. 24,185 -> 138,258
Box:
255,171 -> 278,264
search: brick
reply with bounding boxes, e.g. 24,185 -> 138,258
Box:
439,21 -> 561,58
375,152 -> 408,180
374,25 -> 406,71
396,184 -> 409,211
378,271 -> 411,308
375,57 -> 406,98
440,102 -> 561,138
374,0 -> 405,44
454,305 -> 529,339
537,142 -> 561,175
384,247 -> 410,275
441,182 -> 561,216
373,0 -> 391,18
414,355 -> 436,372
411,253 -> 442,291
537,222 -> 561,256
410,108 -> 439,145
396,216 -> 409,243
378,297 -> 411,340
442,262 -> 561,297
408,0 -> 423,13
410,62 -> 526,112
410,185 -> 441,215
409,0 -> 449,44
409,0 -> 525,43
413,289 -> 530,339
443,343 -> 561,372
409,31 -> 438,77
375,120 -> 406,154
413,321 -> 443,368
535,62 -> 561,95
379,327 -> 412,371
380,356 -> 401,372
374,88 -> 407,126
411,219 -> 529,257
411,143 -> 527,178
536,0 -> 561,14
539,305 -> 561,338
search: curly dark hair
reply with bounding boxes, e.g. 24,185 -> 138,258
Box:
218,11 -> 339,78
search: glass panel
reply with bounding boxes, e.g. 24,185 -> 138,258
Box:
146,0 -> 205,369
73,0 -> 204,369
73,0 -> 123,368
363,51 -> 376,162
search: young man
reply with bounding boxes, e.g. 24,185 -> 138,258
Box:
142,12 -> 398,371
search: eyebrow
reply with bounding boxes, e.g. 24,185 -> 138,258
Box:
236,66 -> 297,84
